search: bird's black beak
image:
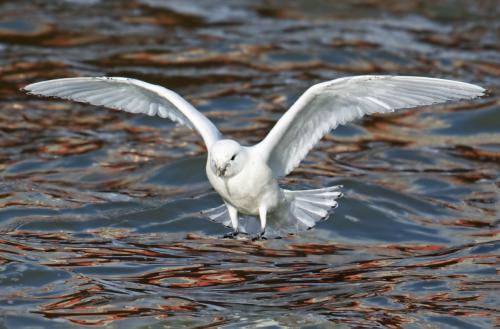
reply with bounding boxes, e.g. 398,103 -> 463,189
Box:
216,164 -> 228,177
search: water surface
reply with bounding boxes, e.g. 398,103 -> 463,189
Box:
0,0 -> 498,328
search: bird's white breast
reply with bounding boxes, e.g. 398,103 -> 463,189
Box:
206,152 -> 281,215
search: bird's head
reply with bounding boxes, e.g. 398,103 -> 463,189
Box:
209,139 -> 247,178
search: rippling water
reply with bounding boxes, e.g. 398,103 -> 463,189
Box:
0,0 -> 499,328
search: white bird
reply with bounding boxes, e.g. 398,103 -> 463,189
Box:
23,76 -> 485,239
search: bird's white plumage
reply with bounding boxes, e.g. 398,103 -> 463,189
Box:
22,75 -> 485,237
23,77 -> 221,148
255,75 -> 485,177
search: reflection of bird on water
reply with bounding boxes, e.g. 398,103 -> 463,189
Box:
24,75 -> 485,239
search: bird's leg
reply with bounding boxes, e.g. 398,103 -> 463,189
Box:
252,205 -> 267,241
223,204 -> 239,239
259,206 -> 267,235
228,204 -> 239,232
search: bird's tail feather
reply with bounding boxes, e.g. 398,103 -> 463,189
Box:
284,185 -> 342,231
202,204 -> 232,228
202,185 -> 342,237
202,204 -> 257,234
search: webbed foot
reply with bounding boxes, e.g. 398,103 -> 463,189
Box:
223,231 -> 240,239
251,231 -> 267,241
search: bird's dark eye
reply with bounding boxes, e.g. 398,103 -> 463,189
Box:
231,154 -> 236,161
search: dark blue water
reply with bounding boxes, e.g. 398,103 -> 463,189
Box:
0,0 -> 498,328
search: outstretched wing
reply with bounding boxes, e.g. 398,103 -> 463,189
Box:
23,77 -> 222,148
254,75 -> 485,177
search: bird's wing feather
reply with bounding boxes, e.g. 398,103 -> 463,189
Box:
254,75 -> 485,177
23,77 -> 222,148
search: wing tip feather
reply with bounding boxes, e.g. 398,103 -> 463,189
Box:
262,75 -> 487,177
